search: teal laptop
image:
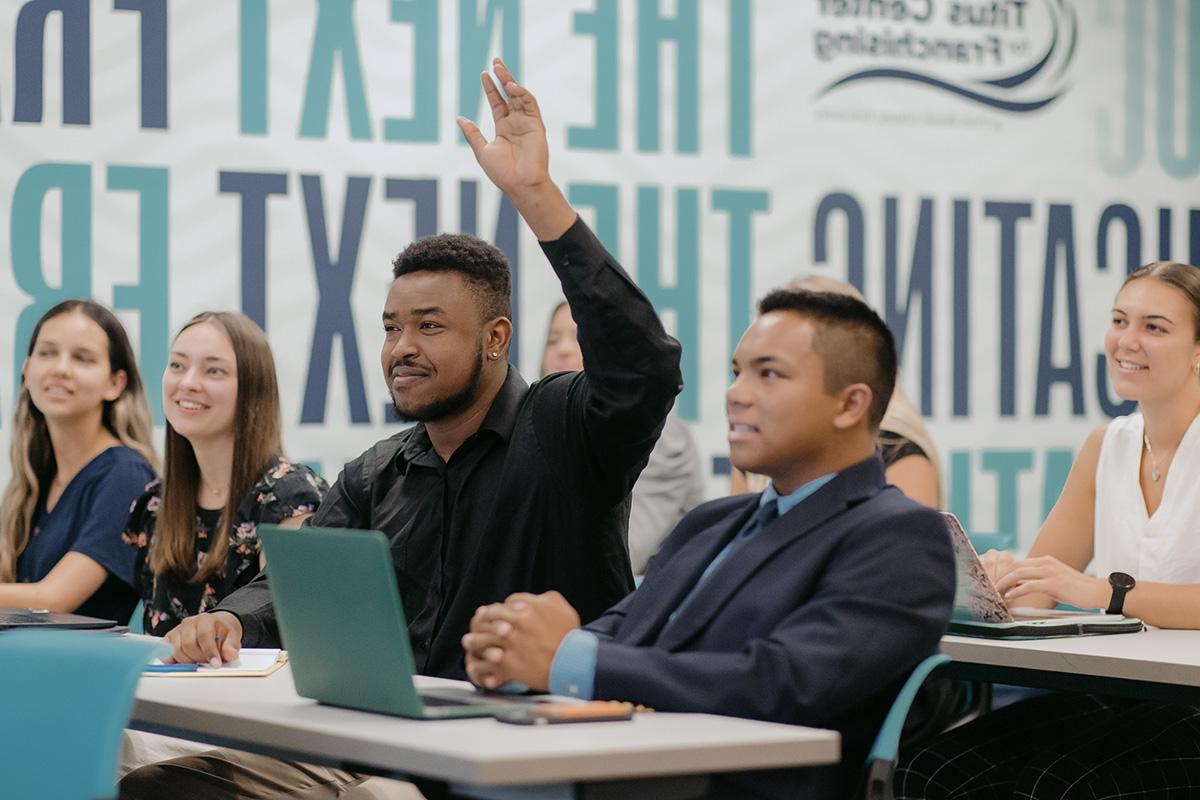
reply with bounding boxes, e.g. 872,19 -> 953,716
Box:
258,525 -> 529,719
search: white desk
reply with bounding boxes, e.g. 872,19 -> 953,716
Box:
131,665 -> 839,798
940,629 -> 1200,702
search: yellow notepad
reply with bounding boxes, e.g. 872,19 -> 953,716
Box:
144,648 -> 287,677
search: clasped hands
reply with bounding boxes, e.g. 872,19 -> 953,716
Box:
980,551 -> 1109,611
462,591 -> 580,692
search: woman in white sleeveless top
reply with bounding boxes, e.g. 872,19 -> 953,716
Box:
981,261 -> 1200,624
896,261 -> 1200,800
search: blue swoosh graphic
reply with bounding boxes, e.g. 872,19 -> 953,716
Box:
1054,1 -> 1078,82
819,68 -> 1063,112
979,0 -> 1058,88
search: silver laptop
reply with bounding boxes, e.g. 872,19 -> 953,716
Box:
941,513 -> 1144,637
0,608 -> 118,630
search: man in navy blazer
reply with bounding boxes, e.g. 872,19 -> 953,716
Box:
464,289 -> 956,800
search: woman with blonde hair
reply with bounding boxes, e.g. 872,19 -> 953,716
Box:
122,311 -> 327,636
732,275 -> 943,508
0,299 -> 157,621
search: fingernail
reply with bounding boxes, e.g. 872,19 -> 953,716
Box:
210,657 -> 222,668
496,621 -> 512,636
486,647 -> 503,663
485,676 -> 498,689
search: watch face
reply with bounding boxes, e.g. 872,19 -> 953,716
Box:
1109,571 -> 1136,590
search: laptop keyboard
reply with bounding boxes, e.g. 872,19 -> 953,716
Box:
420,694 -> 476,707
419,687 -> 530,708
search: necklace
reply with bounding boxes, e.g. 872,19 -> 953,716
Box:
1143,433 -> 1162,482
201,482 -> 229,496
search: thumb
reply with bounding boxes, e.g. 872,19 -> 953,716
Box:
457,116 -> 487,158
220,632 -> 242,662
217,619 -> 243,661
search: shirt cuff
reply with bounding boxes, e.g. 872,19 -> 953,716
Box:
495,680 -> 530,694
548,629 -> 599,699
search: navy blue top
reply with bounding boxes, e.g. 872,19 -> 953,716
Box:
17,445 -> 156,623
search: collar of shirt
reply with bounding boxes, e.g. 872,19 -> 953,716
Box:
761,472 -> 836,517
397,367 -> 529,466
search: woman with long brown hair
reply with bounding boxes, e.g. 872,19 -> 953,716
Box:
0,300 -> 156,620
122,311 -> 327,636
897,262 -> 1200,799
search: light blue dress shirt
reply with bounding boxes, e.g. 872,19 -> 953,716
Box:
548,473 -> 835,699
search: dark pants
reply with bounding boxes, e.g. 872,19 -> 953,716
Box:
894,693 -> 1200,800
119,747 -> 364,800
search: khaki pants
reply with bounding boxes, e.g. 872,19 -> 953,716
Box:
118,747 -> 423,800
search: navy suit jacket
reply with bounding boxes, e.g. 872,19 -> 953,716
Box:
583,455 -> 956,800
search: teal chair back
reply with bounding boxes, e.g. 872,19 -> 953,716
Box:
0,630 -> 169,800
863,653 -> 951,800
129,599 -> 145,634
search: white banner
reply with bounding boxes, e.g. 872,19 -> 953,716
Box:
0,0 -> 1196,550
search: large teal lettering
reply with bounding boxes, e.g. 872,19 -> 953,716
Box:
712,189 -> 769,362
108,166 -> 169,423
569,0 -> 618,150
458,0 -> 521,124
10,163 -> 92,394
1096,0 -> 1145,176
637,186 -> 699,419
384,0 -> 439,142
300,0 -> 373,140
728,0 -> 752,156
1155,0 -> 1200,177
239,0 -> 268,134
567,183 -> 620,254
636,0 -> 699,153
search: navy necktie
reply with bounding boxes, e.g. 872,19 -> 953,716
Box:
738,499 -> 780,543
665,499 -> 781,626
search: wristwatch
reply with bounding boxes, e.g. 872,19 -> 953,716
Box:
1106,571 -> 1136,615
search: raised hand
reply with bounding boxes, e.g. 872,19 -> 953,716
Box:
457,58 -> 548,196
457,58 -> 575,241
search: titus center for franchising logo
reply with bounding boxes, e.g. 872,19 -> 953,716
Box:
812,0 -> 1077,113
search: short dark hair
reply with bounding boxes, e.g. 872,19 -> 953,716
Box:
391,234 -> 512,321
757,289 -> 897,429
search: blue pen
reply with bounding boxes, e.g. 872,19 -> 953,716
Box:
144,663 -> 199,673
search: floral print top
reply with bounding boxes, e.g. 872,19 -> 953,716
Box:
123,457 -> 327,636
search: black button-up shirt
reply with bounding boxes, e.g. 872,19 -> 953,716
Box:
219,217 -> 683,679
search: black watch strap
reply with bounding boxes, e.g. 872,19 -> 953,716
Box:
1106,571 -> 1136,615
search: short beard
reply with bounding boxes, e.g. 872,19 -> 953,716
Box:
390,345 -> 486,424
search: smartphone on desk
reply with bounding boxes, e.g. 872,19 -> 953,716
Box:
496,701 -> 635,725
